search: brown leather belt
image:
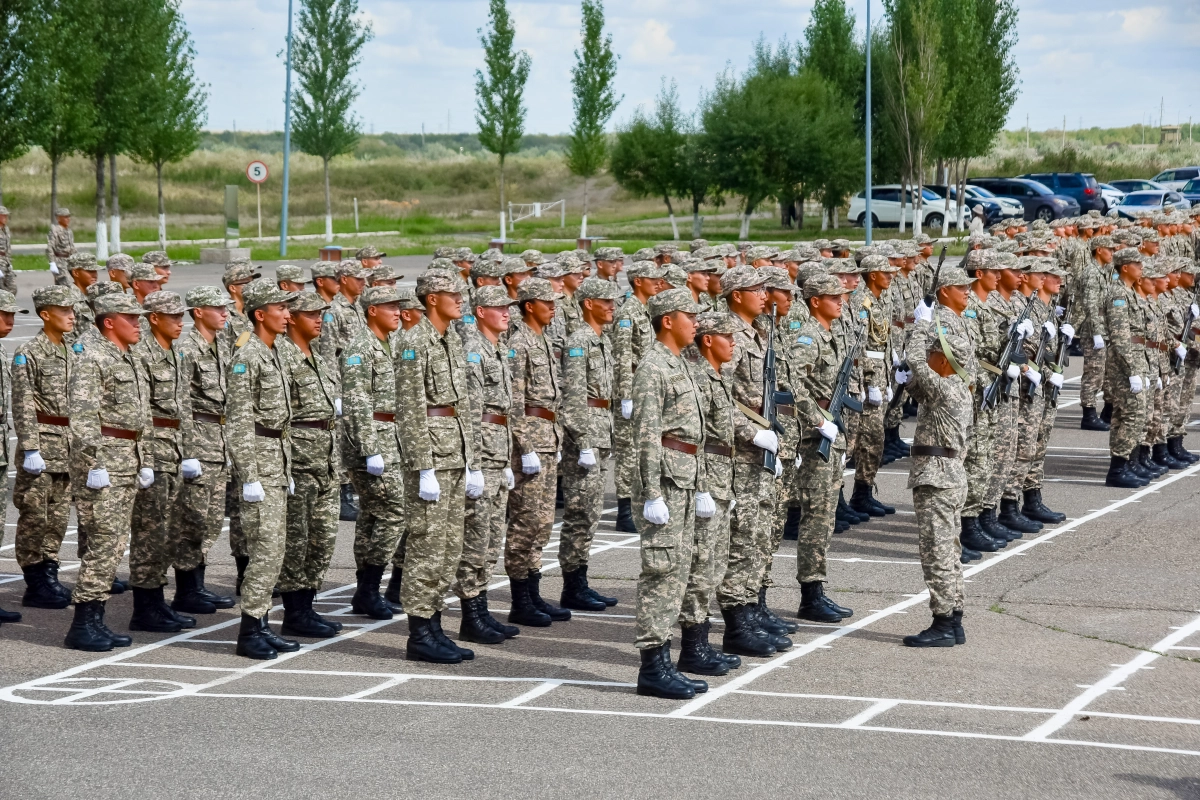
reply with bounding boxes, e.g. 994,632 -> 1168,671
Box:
911,445 -> 958,458
524,405 -> 557,422
776,404 -> 796,417
817,398 -> 831,410
36,411 -> 69,427
1150,341 -> 1169,352
254,422 -> 283,439
587,398 -> 610,409
426,406 -> 456,417
193,411 -> 224,425
703,442 -> 732,457
661,436 -> 698,455
482,413 -> 508,426
101,425 -> 139,441
292,419 -> 334,430
152,417 -> 180,429
372,412 -> 396,423
1132,336 -> 1147,345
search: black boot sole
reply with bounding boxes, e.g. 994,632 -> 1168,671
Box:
236,642 -> 278,660
560,595 -> 607,612
796,606 -> 843,624
406,646 -> 463,664
902,635 -> 955,648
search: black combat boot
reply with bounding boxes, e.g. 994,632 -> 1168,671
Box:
383,566 -> 403,613
0,603 -> 20,623
817,583 -> 853,619
868,486 -> 896,515
720,605 -> 776,657
507,578 -> 552,627
960,516 -> 1000,552
637,642 -> 695,699
559,568 -> 607,611
458,594 -> 505,644
615,497 -> 637,532
280,590 -> 338,638
1105,456 -> 1144,488
834,517 -> 850,534
305,589 -> 342,632
479,591 -> 519,638
109,578 -> 129,594
881,427 -> 899,464
758,586 -> 798,633
406,615 -> 462,664
172,569 -> 217,615
430,611 -> 474,660
960,546 -> 981,564
64,601 -> 114,652
527,570 -> 571,621
797,582 -> 843,623
705,620 -> 740,668
837,489 -> 867,525
951,609 -> 966,645
1080,406 -> 1110,431
980,506 -> 1020,542
579,564 -> 617,607
782,506 -> 801,540
1153,442 -> 1188,471
1022,488 -> 1066,524
1124,446 -> 1152,482
1099,401 -> 1113,424
1138,444 -> 1167,478
22,562 -> 70,609
44,561 -> 72,604
339,483 -> 359,521
259,615 -> 299,653
129,586 -> 182,633
234,555 -> 249,595
677,622 -> 730,676
351,564 -> 393,620
1169,436 -> 1199,464
161,591 -> 196,630
902,614 -> 957,647
746,603 -> 793,650
235,613 -> 277,660
849,480 -> 886,518
193,564 -> 234,608
998,498 -> 1042,533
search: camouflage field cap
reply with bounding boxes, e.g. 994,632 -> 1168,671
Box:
358,285 -> 403,309
516,277 -> 562,304
396,288 -> 425,310
825,257 -> 862,275
106,253 -> 135,272
356,244 -> 387,259
861,254 -> 899,273
288,292 -> 331,313
682,258 -> 718,273
141,250 -> 171,267
575,276 -> 622,302
1139,259 -> 1165,279
0,205 -> 8,215
242,279 -> 296,313
664,265 -> 688,288
691,246 -> 716,260
472,285 -> 511,309
911,233 -> 932,245
535,261 -> 569,279
478,248 -> 505,264
933,267 -> 974,289
593,246 -> 625,261
622,261 -> 664,281
223,261 -> 261,286
695,311 -> 738,338
0,289 -> 18,314
130,264 -> 167,283
337,259 -> 369,279
520,249 -> 546,266
454,247 -> 476,263
796,262 -> 827,286
471,258 -> 507,279
276,265 -> 309,284
555,253 -> 588,273
415,270 -> 462,297
93,292 -> 148,316
812,238 -> 833,251
962,250 -> 989,272
648,287 -> 702,317
68,253 -> 98,271
632,247 -> 657,262
1029,258 -> 1066,277
689,238 -> 709,252
367,265 -> 400,285
54,207 -> 70,217
185,285 -> 233,309
987,251 -> 1018,270
33,285 -> 75,310
1140,230 -> 1160,243
746,245 -> 780,262
776,249 -> 802,264
1113,248 -> 1143,268
309,261 -> 339,279
501,256 -> 534,276
654,243 -> 679,256
1089,235 -> 1115,251
433,246 -> 456,259
143,290 -> 186,315
86,282 -> 124,302
995,240 -> 1020,254
718,265 -> 767,298
760,266 -> 794,292
802,273 -> 852,299
429,257 -> 458,273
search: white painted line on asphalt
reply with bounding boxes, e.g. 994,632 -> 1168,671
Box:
499,680 -> 563,708
839,699 -> 900,728
339,676 -> 411,701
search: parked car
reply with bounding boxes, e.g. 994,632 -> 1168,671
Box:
1018,172 -> 1105,212
1114,190 -> 1192,219
966,177 -> 1081,222
1150,167 -> 1200,191
848,185 -> 969,229
1109,179 -> 1167,194
1181,179 -> 1200,208
1098,183 -> 1125,213
925,184 -> 1014,227
962,184 -> 1026,220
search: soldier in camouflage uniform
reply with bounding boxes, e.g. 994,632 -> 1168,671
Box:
1139,260 -> 1176,473
682,259 -> 718,313
558,277 -> 622,613
275,291 -> 343,639
0,291 -> 20,623
62,253 -> 100,347
310,262 -> 342,365
330,260 -> 368,352
396,271 -> 478,663
0,206 -> 15,295
106,252 -> 134,291
219,261 -> 260,564
1078,236 -> 1115,429
594,246 -> 625,283
46,207 -> 75,286
630,288 -> 708,699
227,280 -> 299,660
1166,260 -> 1200,463
64,293 -> 152,652
275,264 -> 309,293
1102,249 -> 1155,487
355,244 -> 385,269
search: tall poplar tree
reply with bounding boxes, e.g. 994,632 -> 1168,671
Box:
475,0 -> 530,238
565,0 -> 619,239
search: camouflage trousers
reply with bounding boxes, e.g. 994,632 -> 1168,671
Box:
238,485 -> 288,618
794,436 -> 845,585
226,481 -> 246,559
1142,377 -> 1168,446
278,471 -> 339,593
985,398 -> 1018,509
717,458 -> 773,610
174,462 -> 230,572
634,481 -> 696,649
52,259 -> 71,286
504,454 -> 558,580
1169,359 -> 1198,437
129,471 -> 182,589
401,468 -> 465,619
962,395 -> 996,517
884,386 -> 907,430
350,468 -> 406,569
72,481 -> 137,605
12,470 -> 72,569
454,467 -> 508,600
1021,397 -> 1058,492
913,483 -> 966,616
679,496 -> 730,625
1109,371 -> 1149,459
1080,343 -> 1106,407
0,257 -> 15,295
613,416 -> 634,499
764,461 -> 798,589
853,399 -> 886,485
1004,395 -> 1043,500
558,446 -> 610,573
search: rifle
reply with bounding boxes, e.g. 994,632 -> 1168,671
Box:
1046,292 -> 1073,404
817,323 -> 865,462
982,296 -> 1034,409
887,245 -> 948,413
1024,321 -> 1052,401
760,303 -> 789,473
1171,283 -> 1200,374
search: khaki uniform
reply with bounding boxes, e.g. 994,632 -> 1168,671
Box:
962,291 -> 1009,517
1102,282 -> 1152,458
612,297 -> 653,500
46,224 -> 75,286
1078,257 -> 1113,407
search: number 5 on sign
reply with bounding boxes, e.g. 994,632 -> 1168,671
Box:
246,161 -> 268,238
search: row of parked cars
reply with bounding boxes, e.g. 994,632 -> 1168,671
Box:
848,167 -> 1200,228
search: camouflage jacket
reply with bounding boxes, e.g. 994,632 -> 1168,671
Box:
1078,258 -> 1114,339
137,336 -> 191,473
561,294 -> 585,338
1141,294 -> 1169,376
226,333 -> 291,487
62,287 -> 93,347
340,326 -> 401,468
396,316 -> 474,472
69,334 -> 151,481
314,297 -> 340,370
792,316 -> 846,447
330,293 -> 366,358
691,357 -> 734,502
964,290 -> 1008,391
218,306 -> 252,353
179,329 -> 229,465
507,319 -> 562,455
1103,281 -> 1152,378
612,294 -> 653,401
858,289 -> 894,391
0,340 -> 9,469
561,325 -> 614,452
725,313 -> 769,463
12,331 -> 74,472
461,326 -> 512,469
0,224 -> 9,257
631,340 -> 706,498
46,224 -> 74,261
276,335 -> 338,479
905,322 -> 972,490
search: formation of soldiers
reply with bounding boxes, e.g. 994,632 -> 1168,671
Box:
0,200 -> 1197,700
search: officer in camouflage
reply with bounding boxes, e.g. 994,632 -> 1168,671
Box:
46,207 -> 75,286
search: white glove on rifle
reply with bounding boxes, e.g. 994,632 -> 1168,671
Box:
418,469 -> 441,502
817,420 -> 838,442
556,451 -> 562,464
886,386 -> 894,402
578,448 -> 596,469
914,301 -> 933,323
242,481 -> 264,502
288,477 -> 295,495
466,469 -> 485,499
892,350 -> 902,367
48,262 -> 59,275
503,467 -> 515,490
334,397 -> 342,416
1093,335 -> 1105,350
621,399 -> 632,419
1048,372 -> 1064,388
87,468 -> 111,490
1055,305 -> 1066,318
1156,376 -> 1163,390
1006,363 -> 1021,379
22,450 -> 45,476
794,454 -> 802,468
521,452 -> 541,475
181,458 -> 202,479
1060,323 -> 1074,343
867,386 -> 883,406
895,369 -> 910,385
752,429 -> 778,454
1016,319 -> 1035,339
1042,320 -> 1057,338
1025,369 -> 1042,388
365,454 -> 385,476
643,497 -> 670,525
137,468 -> 155,489
774,457 -> 782,478
1191,303 -> 1199,318
695,492 -> 716,519
1129,375 -> 1143,394
1176,345 -> 1188,361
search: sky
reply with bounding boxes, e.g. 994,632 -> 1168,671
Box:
183,0 -> 1200,136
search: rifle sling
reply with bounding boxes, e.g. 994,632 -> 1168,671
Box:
735,401 -> 771,429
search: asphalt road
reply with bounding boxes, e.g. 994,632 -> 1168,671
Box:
1,261 -> 1199,799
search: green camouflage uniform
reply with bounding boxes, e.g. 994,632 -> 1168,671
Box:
852,290 -> 895,487
984,291 -> 1023,510
1102,281 -> 1152,458
46,223 -> 74,286
1004,291 -> 1049,503
1140,292 -> 1170,449
612,296 -> 653,500
219,308 -> 252,558
1078,256 -> 1112,407
962,290 -> 1009,517
0,222 -> 14,294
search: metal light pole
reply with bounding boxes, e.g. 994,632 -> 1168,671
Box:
280,0 -> 294,257
864,0 -> 872,245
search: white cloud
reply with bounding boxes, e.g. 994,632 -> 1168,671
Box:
1118,6 -> 1166,39
628,20 -> 675,65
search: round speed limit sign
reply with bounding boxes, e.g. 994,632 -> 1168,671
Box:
246,161 -> 269,184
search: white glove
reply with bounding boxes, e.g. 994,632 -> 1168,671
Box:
1129,375 -> 1143,394
1055,305 -> 1066,318
621,399 -> 632,419
137,467 -> 155,489
914,300 -> 933,323
867,386 -> 883,406
334,397 -> 342,416
22,450 -> 45,475
503,467 -> 515,490
729,497 -> 736,512
288,477 -> 295,495
365,454 -> 385,476
556,451 -> 562,464
1060,323 -> 1074,343
1093,334 -> 1105,350
695,491 -> 716,519
794,454 -> 802,468
181,458 -> 202,479
1016,319 -> 1035,339
643,497 -> 670,525
1042,320 -> 1057,338
242,481 -> 264,502
817,419 -> 838,442
892,350 -> 902,367
1176,345 -> 1188,361
1191,303 -> 1199,318
1156,376 -> 1163,390
895,369 -> 910,385
1025,369 -> 1042,388
1048,372 -> 1064,388
752,429 -> 779,454
578,448 -> 597,468
466,469 -> 485,499
886,386 -> 894,402
774,457 -> 783,478
86,468 -> 111,489
521,452 -> 541,475
1006,363 -> 1021,379
48,262 -> 59,275
419,469 -> 441,502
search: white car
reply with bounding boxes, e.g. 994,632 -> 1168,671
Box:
1150,167 -> 1200,191
849,185 -> 969,229
1098,183 -> 1125,214
963,185 -> 1024,219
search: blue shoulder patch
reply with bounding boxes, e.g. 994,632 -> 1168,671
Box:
618,319 -> 632,328
797,335 -> 813,345
401,349 -> 416,361
462,314 -> 476,324
323,312 -> 334,323
72,342 -> 84,353
568,347 -> 584,357
789,321 -> 802,329
466,352 -> 481,364
1113,298 -> 1126,307
232,363 -> 247,374
346,355 -> 362,366
507,348 -> 517,359
963,309 -> 977,318
13,354 -> 25,365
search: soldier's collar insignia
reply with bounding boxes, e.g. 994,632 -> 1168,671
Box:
72,343 -> 83,352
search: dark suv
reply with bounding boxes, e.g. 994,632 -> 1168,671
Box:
968,178 -> 1080,222
1019,172 -> 1105,212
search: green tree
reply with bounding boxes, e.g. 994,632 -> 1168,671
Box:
610,80 -> 682,239
678,115 -> 717,238
289,0 -> 374,243
702,69 -> 778,240
0,0 -> 40,206
566,0 -> 620,238
800,0 -> 861,101
475,0 -> 531,238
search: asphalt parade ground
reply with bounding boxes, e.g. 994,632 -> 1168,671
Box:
1,261 -> 1199,799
